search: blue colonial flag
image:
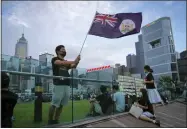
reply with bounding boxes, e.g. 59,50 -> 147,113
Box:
88,12 -> 142,38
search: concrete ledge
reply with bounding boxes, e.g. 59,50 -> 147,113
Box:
44,101 -> 183,128
61,112 -> 129,128
44,112 -> 129,128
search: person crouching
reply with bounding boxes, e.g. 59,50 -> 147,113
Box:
87,86 -> 113,116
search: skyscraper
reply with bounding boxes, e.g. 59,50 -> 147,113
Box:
126,54 -> 137,74
141,17 -> 179,81
39,53 -> 54,92
39,53 -> 54,67
175,51 -> 180,59
114,63 -> 120,76
135,34 -> 145,76
126,54 -> 136,69
115,63 -> 121,68
15,33 -> 28,58
118,65 -> 129,75
177,50 -> 187,82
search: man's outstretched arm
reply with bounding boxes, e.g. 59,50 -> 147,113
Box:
53,55 -> 80,66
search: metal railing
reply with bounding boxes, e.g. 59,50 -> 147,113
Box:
1,70 -> 117,127
1,70 -> 113,83
1,70 -> 185,127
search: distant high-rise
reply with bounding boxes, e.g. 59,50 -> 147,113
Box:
15,33 -> 28,58
135,34 -> 145,76
180,50 -> 187,59
177,50 -> 187,82
115,63 -> 121,68
39,53 -> 54,67
118,65 -> 129,75
114,63 -> 120,75
126,54 -> 136,69
141,17 -> 179,81
86,67 -> 114,87
175,51 -> 180,59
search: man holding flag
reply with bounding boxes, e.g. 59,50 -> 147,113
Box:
48,9 -> 142,125
48,45 -> 81,125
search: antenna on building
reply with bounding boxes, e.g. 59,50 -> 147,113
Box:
23,25 -> 24,34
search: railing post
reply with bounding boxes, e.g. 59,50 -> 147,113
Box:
134,77 -> 137,100
71,69 -> 74,123
34,74 -> 43,122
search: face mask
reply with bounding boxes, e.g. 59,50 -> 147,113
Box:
139,92 -> 142,97
60,51 -> 66,57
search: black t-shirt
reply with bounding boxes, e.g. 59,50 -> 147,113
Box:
51,57 -> 71,86
145,73 -> 155,89
96,93 -> 113,114
1,90 -> 18,128
138,98 -> 154,115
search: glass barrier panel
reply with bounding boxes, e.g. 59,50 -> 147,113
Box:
72,78 -> 113,122
9,75 -> 43,127
2,73 -> 73,128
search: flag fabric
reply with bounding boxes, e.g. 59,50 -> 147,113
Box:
88,12 -> 142,39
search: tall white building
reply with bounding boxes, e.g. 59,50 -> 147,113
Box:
15,33 -> 28,58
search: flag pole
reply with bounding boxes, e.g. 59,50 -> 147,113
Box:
79,1 -> 99,55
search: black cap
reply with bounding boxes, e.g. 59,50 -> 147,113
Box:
1,72 -> 10,88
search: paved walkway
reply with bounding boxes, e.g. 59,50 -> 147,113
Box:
50,102 -> 186,128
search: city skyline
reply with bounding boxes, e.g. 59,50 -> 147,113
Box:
2,1 -> 186,69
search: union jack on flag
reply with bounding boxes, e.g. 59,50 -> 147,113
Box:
89,12 -> 142,39
93,13 -> 118,27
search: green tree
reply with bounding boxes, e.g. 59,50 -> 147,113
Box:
158,76 -> 173,89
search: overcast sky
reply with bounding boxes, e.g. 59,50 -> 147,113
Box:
2,1 -> 186,69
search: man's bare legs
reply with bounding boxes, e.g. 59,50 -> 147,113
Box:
54,105 -> 63,121
48,105 -> 63,124
48,105 -> 56,124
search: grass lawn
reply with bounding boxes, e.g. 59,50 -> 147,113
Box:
13,100 -> 90,128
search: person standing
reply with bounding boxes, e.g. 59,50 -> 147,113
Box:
143,65 -> 162,116
1,72 -> 18,128
150,69 -> 166,105
48,45 -> 81,125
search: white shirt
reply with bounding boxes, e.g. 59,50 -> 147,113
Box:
112,91 -> 125,112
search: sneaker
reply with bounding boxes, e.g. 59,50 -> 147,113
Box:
48,120 -> 59,125
48,120 -> 53,125
53,120 -> 59,124
86,113 -> 93,117
155,120 -> 160,127
151,116 -> 156,120
93,112 -> 100,117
